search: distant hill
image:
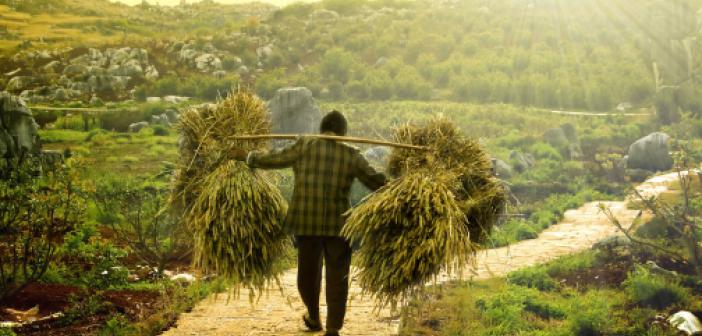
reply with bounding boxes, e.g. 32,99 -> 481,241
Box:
1,0 -> 701,114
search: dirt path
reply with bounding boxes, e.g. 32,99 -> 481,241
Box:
162,172 -> 681,336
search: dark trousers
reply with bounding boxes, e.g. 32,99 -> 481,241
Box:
296,236 -> 352,331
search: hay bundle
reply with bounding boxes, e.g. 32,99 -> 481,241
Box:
388,117 -> 506,244
343,117 -> 506,305
342,172 -> 474,306
172,90 -> 290,295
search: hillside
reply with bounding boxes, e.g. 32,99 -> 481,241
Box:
1,0 -> 701,113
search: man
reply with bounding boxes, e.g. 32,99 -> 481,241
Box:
233,110 -> 386,336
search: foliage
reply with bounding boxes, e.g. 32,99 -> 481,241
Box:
0,156 -> 86,299
93,179 -> 190,276
152,125 -> 170,136
99,315 -> 137,336
623,265 -> 687,309
99,109 -> 145,132
60,294 -> 109,326
567,291 -> 613,336
59,221 -> 129,289
0,328 -> 16,336
507,267 -> 557,291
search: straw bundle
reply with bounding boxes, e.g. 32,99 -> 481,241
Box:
388,117 -> 506,243
343,117 -> 506,306
342,172 -> 474,306
172,90 -> 290,295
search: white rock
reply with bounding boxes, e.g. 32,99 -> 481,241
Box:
170,273 -> 197,283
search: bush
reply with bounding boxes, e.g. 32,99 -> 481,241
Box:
0,328 -> 16,336
515,223 -> 538,240
33,109 -> 59,128
0,158 -> 86,299
623,265 -> 687,309
99,109 -> 144,132
568,291 -> 613,336
508,267 -> 558,291
530,142 -> 562,161
152,125 -> 170,136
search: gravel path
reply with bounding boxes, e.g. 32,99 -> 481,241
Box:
162,172 -> 681,336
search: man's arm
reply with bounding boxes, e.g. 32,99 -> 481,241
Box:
246,138 -> 305,169
353,152 -> 387,191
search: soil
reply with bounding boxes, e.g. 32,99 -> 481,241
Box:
0,283 -> 164,336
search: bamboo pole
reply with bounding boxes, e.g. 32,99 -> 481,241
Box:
230,134 -> 430,151
28,106 -> 112,112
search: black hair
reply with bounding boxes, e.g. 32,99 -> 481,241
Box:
320,110 -> 348,136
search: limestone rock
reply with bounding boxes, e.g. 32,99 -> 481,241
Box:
6,76 -> 35,92
627,132 -> 673,172
0,92 -> 40,157
128,121 -> 149,133
267,87 -> 321,134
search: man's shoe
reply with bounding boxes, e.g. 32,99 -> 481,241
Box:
324,329 -> 340,336
302,314 -> 322,332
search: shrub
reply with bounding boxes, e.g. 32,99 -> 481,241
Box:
623,265 -> 687,309
0,158 -> 86,299
92,180 -> 191,275
152,125 -> 170,136
529,142 -> 562,161
508,267 -> 558,291
568,291 -> 613,336
515,223 -> 538,240
523,295 -> 566,320
99,109 -> 144,132
33,109 -> 59,128
0,328 -> 16,336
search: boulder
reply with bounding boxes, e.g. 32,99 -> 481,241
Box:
267,87 -> 321,135
63,64 -> 88,78
6,76 -> 35,92
256,45 -> 274,59
128,121 -> 149,133
0,92 -> 40,157
509,151 -> 534,173
165,109 -> 179,123
151,114 -> 170,127
560,123 -> 578,143
494,159 -> 513,179
144,65 -> 159,81
374,57 -> 389,67
626,132 -> 673,172
163,95 -> 190,104
195,54 -> 222,72
42,60 -> 61,72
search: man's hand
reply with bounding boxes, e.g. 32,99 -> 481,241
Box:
230,148 -> 248,162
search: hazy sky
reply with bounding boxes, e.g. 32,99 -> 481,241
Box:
111,0 -> 318,6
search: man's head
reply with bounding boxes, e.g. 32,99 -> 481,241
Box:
320,110 -> 348,136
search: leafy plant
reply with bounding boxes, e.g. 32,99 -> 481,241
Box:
623,265 -> 687,309
0,156 -> 86,299
567,291 -> 613,336
507,267 -> 557,291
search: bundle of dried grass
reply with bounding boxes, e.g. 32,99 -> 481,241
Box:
388,117 -> 506,243
342,172 -> 474,306
171,90 -> 290,296
343,117 -> 506,306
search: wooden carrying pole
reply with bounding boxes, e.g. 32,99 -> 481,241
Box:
230,134 -> 430,151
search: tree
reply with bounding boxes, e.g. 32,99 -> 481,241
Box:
602,147 -> 702,277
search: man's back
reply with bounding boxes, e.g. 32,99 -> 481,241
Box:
249,136 -> 386,236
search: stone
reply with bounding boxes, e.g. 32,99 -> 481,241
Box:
151,114 -> 171,127
617,102 -> 633,112
237,65 -> 249,75
63,64 -> 89,78
256,45 -> 274,59
266,87 -> 321,134
509,151 -> 534,173
627,132 -> 673,172
42,60 -> 61,72
165,109 -> 179,123
0,92 -> 40,157
560,123 -> 578,143
494,159 -> 513,179
195,54 -> 222,72
163,95 -> 190,104
147,97 -> 163,103
128,121 -> 149,133
144,65 -> 159,81
6,76 -> 35,92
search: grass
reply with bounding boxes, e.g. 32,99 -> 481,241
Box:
400,248 -> 697,336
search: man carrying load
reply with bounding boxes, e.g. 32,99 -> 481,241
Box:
232,110 -> 387,336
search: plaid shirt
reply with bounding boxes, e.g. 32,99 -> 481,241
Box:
248,136 -> 386,237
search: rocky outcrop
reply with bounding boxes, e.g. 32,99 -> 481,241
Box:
128,121 -> 150,133
267,87 -> 321,135
542,124 -> 583,160
0,92 -> 40,158
626,132 -> 673,172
